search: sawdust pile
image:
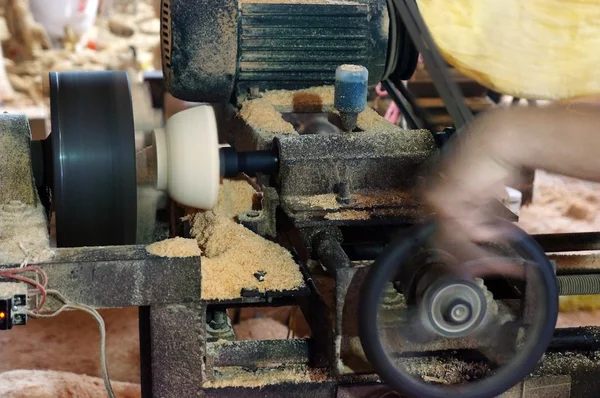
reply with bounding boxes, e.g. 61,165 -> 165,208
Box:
190,179 -> 305,300
261,85 -> 334,113
399,357 -> 489,385
517,170 -> 600,234
146,237 -> 201,257
238,86 -> 335,135
0,0 -> 161,106
0,369 -> 140,398
238,98 -> 296,135
237,85 -> 409,136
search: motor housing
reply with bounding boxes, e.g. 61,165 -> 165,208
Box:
160,0 -> 418,103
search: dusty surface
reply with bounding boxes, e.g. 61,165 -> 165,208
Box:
324,210 -> 371,221
203,365 -> 327,389
0,202 -> 52,265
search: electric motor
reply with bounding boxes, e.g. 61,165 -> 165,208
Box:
160,0 -> 418,102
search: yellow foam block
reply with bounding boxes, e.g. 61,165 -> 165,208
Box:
418,0 -> 600,100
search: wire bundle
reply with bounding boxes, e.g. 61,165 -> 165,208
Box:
0,266 -> 48,312
0,266 -> 116,398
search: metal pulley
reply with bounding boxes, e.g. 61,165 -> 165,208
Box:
48,71 -> 137,247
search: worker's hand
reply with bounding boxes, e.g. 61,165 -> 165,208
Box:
424,109 -> 522,244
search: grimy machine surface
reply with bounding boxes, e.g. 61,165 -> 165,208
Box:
2,1 -> 600,397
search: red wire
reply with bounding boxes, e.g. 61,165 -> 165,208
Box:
0,271 -> 47,312
2,266 -> 48,288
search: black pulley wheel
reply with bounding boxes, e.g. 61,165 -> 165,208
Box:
49,71 -> 137,247
359,220 -> 558,398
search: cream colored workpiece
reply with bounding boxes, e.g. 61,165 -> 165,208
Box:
155,105 -> 220,209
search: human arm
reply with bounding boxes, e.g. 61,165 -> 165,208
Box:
426,101 -> 600,241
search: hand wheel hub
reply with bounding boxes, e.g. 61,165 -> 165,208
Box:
424,280 -> 487,338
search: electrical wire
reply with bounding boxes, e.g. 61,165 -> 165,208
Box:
1,265 -> 114,397
29,289 -> 116,398
0,267 -> 48,312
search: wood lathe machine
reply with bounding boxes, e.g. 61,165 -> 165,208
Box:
2,1 -> 600,397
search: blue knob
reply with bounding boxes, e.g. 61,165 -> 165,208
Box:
334,64 -> 369,114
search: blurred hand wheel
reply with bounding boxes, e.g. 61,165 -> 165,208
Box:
359,220 -> 558,398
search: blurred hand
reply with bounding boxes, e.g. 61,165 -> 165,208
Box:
424,109 -> 526,250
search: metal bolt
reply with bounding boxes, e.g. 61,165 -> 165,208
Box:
248,87 -> 261,99
254,270 -> 267,282
444,299 -> 472,325
336,182 -> 352,205
246,210 -> 260,218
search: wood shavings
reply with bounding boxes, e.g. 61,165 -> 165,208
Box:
238,98 -> 296,135
324,210 -> 370,220
297,194 -> 339,210
295,190 -> 415,211
0,46 -> 15,101
261,85 -> 334,113
356,107 -> 401,133
5,0 -> 51,60
203,365 -> 327,389
395,356 -> 489,385
353,190 -> 413,207
422,375 -> 451,384
532,351 -> 600,377
237,86 -> 337,135
190,179 -> 304,300
518,170 -> 600,234
145,237 -> 201,258
564,199 -> 594,221
0,1 -> 161,106
108,17 -> 136,38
